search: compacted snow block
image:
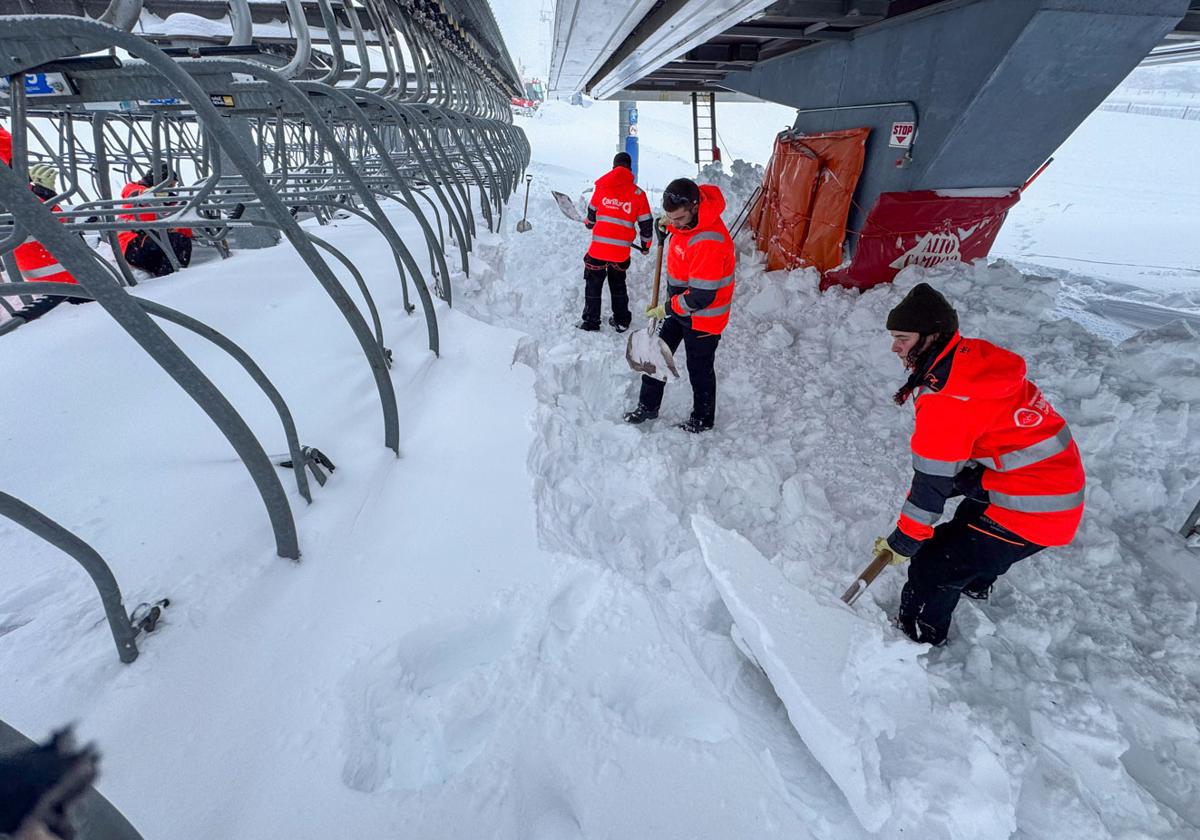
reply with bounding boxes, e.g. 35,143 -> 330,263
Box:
693,515 -> 1020,838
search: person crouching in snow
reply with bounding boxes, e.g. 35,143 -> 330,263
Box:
118,167 -> 193,277
8,163 -> 92,324
623,177 -> 736,433
878,283 -> 1085,646
578,152 -> 652,332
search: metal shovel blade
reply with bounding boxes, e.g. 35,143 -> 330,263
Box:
626,323 -> 679,382
516,219 -> 532,232
551,190 -> 583,222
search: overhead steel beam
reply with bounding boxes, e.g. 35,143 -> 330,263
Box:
725,24 -> 852,39
548,0 -> 660,96
588,0 -> 781,100
757,0 -> 889,19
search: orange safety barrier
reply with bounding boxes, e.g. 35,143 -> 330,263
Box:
748,127 -> 870,273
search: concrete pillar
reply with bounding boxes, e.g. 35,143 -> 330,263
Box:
721,0 -> 1191,234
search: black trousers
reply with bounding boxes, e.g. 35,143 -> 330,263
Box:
637,315 -> 721,424
124,231 -> 193,277
900,499 -> 1044,644
581,255 -> 631,328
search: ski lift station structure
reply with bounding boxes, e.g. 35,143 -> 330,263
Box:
548,0 -> 1200,540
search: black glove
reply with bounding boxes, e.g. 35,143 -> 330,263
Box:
655,217 -> 669,244
0,728 -> 98,840
952,464 -> 986,500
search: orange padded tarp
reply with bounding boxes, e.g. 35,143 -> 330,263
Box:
749,127 -> 870,272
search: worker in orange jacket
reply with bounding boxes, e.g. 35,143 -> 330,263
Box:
624,177 -> 736,433
119,167 -> 193,277
578,152 -> 653,332
7,163 -> 91,324
879,283 -> 1085,646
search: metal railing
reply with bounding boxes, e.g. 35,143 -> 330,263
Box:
0,0 -> 529,663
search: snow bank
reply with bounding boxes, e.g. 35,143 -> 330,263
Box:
460,167 -> 1200,837
694,516 -> 1020,838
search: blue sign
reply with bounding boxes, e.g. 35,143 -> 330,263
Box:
23,73 -> 72,96
628,107 -> 638,125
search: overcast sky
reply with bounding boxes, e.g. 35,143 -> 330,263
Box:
488,0 -> 552,80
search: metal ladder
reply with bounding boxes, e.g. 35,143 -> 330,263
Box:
692,91 -> 717,171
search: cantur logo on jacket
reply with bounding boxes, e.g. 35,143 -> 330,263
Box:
602,197 -> 633,214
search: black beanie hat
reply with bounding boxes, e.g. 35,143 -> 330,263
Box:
886,283 -> 958,334
663,177 -> 700,210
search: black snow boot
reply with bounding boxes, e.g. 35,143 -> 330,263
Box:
623,405 -> 659,424
576,320 -> 600,332
895,614 -> 947,647
608,316 -> 630,333
677,416 -> 714,434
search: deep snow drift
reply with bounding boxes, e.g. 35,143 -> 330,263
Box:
1,96 -> 1199,840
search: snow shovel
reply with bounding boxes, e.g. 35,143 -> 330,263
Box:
840,547 -> 895,606
625,237 -> 679,381
551,189 -> 584,222
516,175 -> 533,233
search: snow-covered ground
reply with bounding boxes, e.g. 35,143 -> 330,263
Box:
2,95 -> 1200,840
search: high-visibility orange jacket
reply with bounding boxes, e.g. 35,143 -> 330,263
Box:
585,166 -> 652,262
665,184 -> 736,335
14,200 -> 77,285
118,182 -> 194,253
891,334 -> 1085,553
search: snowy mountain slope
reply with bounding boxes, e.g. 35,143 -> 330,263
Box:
1,95 -> 1198,840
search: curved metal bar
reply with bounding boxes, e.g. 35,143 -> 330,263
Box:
279,0 -> 313,80
305,233 -> 388,357
227,0 -> 253,46
0,491 -> 139,663
0,154 -> 301,561
193,61 -> 438,352
99,0 -> 142,32
298,82 -> 453,304
0,282 -> 314,504
312,0 -> 346,86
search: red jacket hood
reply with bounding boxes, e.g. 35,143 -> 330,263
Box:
595,166 -> 635,194
941,336 -> 1027,400
668,184 -> 727,235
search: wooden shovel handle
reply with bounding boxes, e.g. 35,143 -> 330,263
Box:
650,235 -> 664,309
840,549 -> 893,606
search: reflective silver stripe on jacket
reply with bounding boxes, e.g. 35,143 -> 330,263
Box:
689,231 -> 726,245
901,500 -> 940,525
637,213 -> 652,222
912,453 -> 961,477
989,488 -> 1085,513
591,235 -> 632,248
21,262 -> 68,280
596,214 -> 635,228
688,272 -> 734,291
695,302 -> 730,318
984,426 -> 1074,472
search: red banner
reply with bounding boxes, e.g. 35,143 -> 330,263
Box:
822,188 -> 1021,291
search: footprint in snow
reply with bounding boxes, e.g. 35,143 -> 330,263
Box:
341,613 -> 518,793
596,668 -> 739,744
